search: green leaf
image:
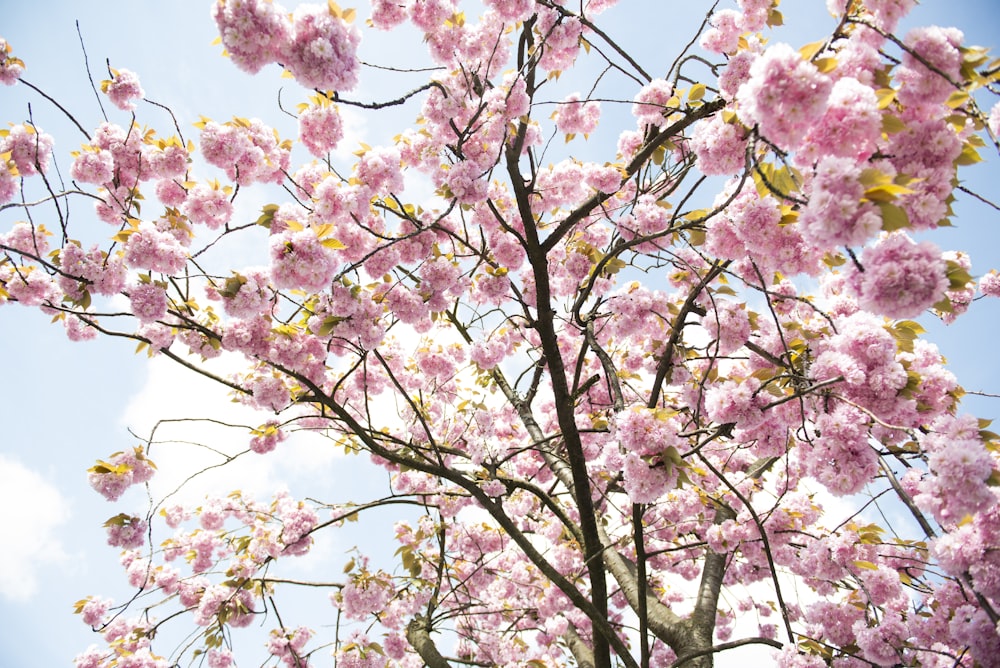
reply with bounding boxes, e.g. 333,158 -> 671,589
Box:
878,202 -> 909,231
255,203 -> 279,229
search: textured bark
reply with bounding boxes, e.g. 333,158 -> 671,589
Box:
405,615 -> 453,668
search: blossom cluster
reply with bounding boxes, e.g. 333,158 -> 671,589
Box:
213,0 -> 360,91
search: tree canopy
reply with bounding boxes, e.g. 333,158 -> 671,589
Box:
2,0 -> 1000,666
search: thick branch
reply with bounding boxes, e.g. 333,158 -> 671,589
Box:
405,615 -> 453,668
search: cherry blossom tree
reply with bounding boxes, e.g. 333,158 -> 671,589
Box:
3,0 -> 1000,666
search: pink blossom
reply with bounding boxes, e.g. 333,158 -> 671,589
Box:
207,649 -> 235,668
129,282 -> 168,322
251,374 -> 292,412
338,572 -> 394,619
104,69 -> 144,111
989,101 -> 1000,138
700,9 -> 742,54
71,149 -> 115,185
370,0 -> 409,29
553,93 -> 601,136
137,322 -> 175,354
1,221 -> 49,257
148,142 -> 189,179
0,38 -> 23,85
865,0 -> 916,33
282,4 -> 361,91
799,157 -> 881,249
704,298 -> 750,355
123,221 -> 188,275
980,270 -> 1000,297
775,645 -> 827,667
2,265 -> 59,306
915,413 -> 996,524
719,50 -> 757,101
897,26 -> 963,111
64,314 -> 97,342
857,232 -> 947,319
250,421 -> 286,454
736,43 -> 832,150
0,171 -> 15,204
154,179 -> 187,207
212,0 -> 291,74
80,596 -> 113,627
2,123 -> 54,176
632,78 -> 675,128
266,626 -> 313,664
219,269 -> 274,319
795,76 -> 881,166
199,118 -> 290,185
73,646 -> 105,668
704,378 -> 765,430
690,114 -> 747,176
88,448 -> 156,502
182,182 -> 233,228
356,146 -> 403,198
484,0 -> 534,22
299,102 -> 344,156
853,612 -> 907,666
622,451 -> 675,503
269,227 -> 339,292
105,514 -> 148,549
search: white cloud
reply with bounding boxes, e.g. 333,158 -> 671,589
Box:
0,455 -> 71,600
120,351 -> 340,507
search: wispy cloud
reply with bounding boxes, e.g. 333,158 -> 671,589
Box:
0,455 -> 71,600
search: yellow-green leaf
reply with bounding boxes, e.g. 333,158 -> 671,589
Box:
878,202 -> 909,232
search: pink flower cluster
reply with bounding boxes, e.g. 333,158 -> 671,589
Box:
690,114 -> 747,176
915,413 -> 997,524
553,93 -> 601,137
218,269 -> 274,319
123,221 -> 188,275
337,571 -> 395,620
706,186 -> 817,277
299,100 -> 344,157
88,447 -> 156,502
266,626 -> 313,666
71,148 -> 115,185
269,227 -> 340,292
104,69 -> 145,111
800,403 -> 878,495
212,0 -> 292,74
810,312 -> 907,415
0,37 -> 23,85
981,270 -> 1000,297
105,514 -> 149,549
284,4 -> 361,91
370,0 -> 409,29
2,123 -> 55,177
736,43 -> 833,150
129,281 -> 169,322
795,76 -> 881,167
897,26 -> 964,111
856,231 -> 947,319
0,220 -> 49,258
182,181 -> 233,228
213,0 -> 360,91
249,421 -> 286,454
632,78 -> 675,128
798,157 -> 881,249
200,118 -> 290,186
58,242 -> 127,298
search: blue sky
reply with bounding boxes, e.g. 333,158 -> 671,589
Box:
2,1 -> 1000,666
